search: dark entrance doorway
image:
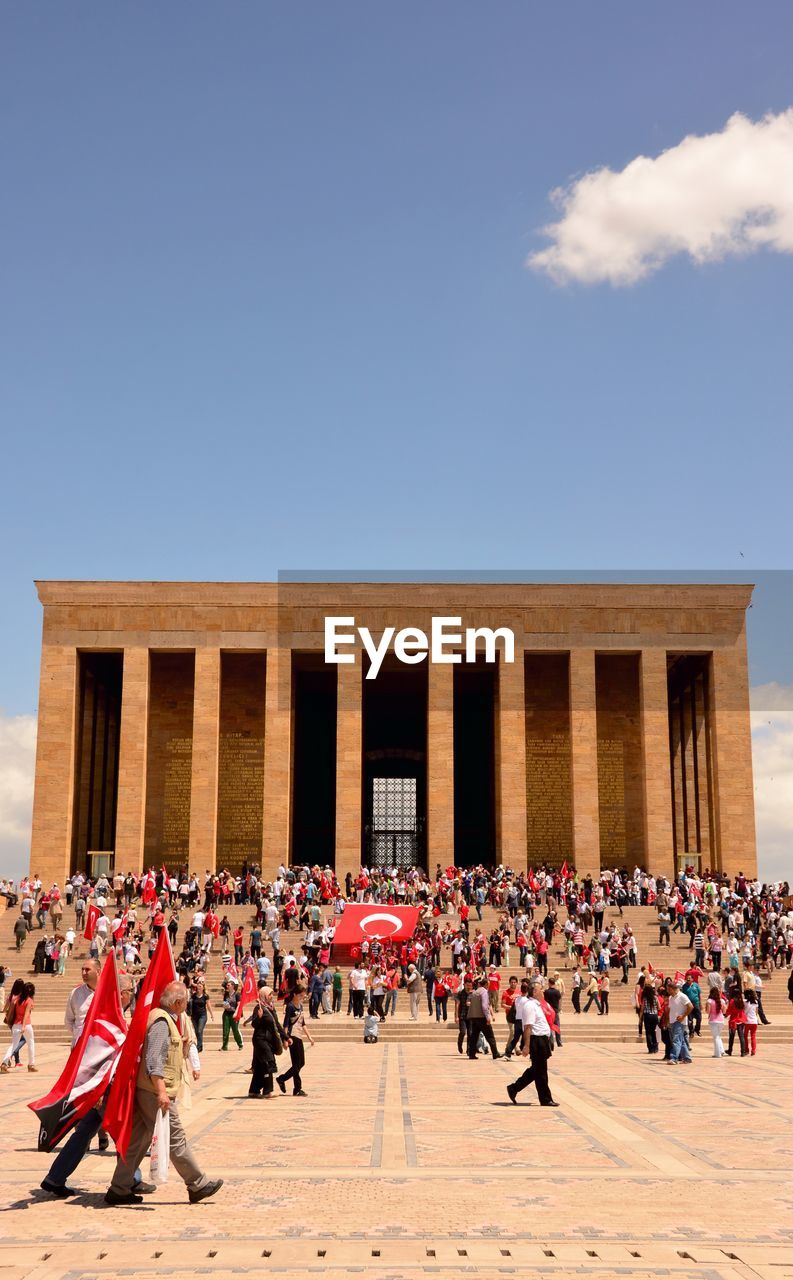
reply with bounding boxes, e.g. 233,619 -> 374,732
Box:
453,664 -> 496,866
363,661 -> 427,869
292,657 -> 338,866
72,652 -> 123,874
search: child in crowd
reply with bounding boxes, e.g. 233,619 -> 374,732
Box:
363,1009 -> 380,1044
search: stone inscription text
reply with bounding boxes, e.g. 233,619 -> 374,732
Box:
217,731 -> 264,869
525,732 -> 573,863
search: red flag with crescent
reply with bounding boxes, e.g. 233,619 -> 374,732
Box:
84,903 -> 101,941
235,963 -> 258,1022
112,911 -> 129,943
102,928 -> 176,1158
332,904 -> 420,945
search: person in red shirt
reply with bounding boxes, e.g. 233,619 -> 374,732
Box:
1,981 -> 36,1071
726,988 -> 748,1057
433,973 -> 450,1022
501,975 -> 519,1017
487,965 -> 502,1011
459,902 -> 470,937
233,926 -> 244,964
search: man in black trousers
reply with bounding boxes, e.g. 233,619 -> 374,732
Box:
466,977 -> 501,1059
506,979 -> 558,1107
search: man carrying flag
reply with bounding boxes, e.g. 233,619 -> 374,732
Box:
235,961 -> 258,1023
102,926 -> 176,1164
104,980 -> 222,1206
83,903 -> 101,941
111,910 -> 129,947
30,957 -> 144,1196
506,978 -> 560,1108
141,870 -> 157,907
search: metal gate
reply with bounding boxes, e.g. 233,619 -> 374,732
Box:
366,776 -> 423,869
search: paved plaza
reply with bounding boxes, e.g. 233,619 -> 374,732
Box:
2,1038 -> 792,1280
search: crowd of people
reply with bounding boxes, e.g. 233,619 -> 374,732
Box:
0,859 -> 790,1197
2,861 -> 790,1076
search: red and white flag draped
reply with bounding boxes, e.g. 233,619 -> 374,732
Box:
102,928 -> 176,1158
538,996 -> 559,1036
332,904 -> 420,946
28,953 -> 126,1152
112,911 -> 129,944
83,903 -> 101,941
141,871 -> 157,905
235,963 -> 258,1022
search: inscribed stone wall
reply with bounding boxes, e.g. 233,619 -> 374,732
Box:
524,655 -> 572,866
216,652 -> 266,873
595,654 -> 644,865
144,653 -> 195,864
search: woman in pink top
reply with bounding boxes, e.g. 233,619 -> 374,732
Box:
725,989 -> 748,1057
1,981 -> 36,1072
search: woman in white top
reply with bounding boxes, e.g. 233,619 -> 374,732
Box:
707,987 -> 727,1058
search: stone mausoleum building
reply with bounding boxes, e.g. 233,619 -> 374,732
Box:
29,581 -> 758,889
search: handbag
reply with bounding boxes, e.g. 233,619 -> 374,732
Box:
272,1012 -> 286,1056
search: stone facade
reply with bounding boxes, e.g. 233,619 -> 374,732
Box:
29,581 -> 758,887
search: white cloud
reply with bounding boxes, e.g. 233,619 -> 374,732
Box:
751,683 -> 793,885
0,711 -> 37,881
529,109 -> 793,285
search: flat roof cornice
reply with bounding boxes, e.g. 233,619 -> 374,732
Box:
34,579 -> 755,610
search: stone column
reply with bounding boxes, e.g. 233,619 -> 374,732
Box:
189,647 -> 221,872
569,648 -> 600,878
709,634 -> 757,879
114,647 -> 150,875
29,645 -> 79,886
262,648 -> 293,880
496,653 -> 527,872
639,649 -> 674,878
335,661 -> 363,889
427,663 -> 455,872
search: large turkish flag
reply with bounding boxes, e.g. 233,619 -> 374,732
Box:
332,904 -> 420,945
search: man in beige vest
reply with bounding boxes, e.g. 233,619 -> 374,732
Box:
106,981 -> 222,1205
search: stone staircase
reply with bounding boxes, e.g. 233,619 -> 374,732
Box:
2,896 -> 791,1047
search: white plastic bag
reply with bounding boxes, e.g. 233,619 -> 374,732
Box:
150,1108 -> 171,1185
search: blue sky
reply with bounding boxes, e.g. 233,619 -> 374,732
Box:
1,4 -> 792,877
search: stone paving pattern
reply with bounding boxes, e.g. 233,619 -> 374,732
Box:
1,1036 -> 792,1280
